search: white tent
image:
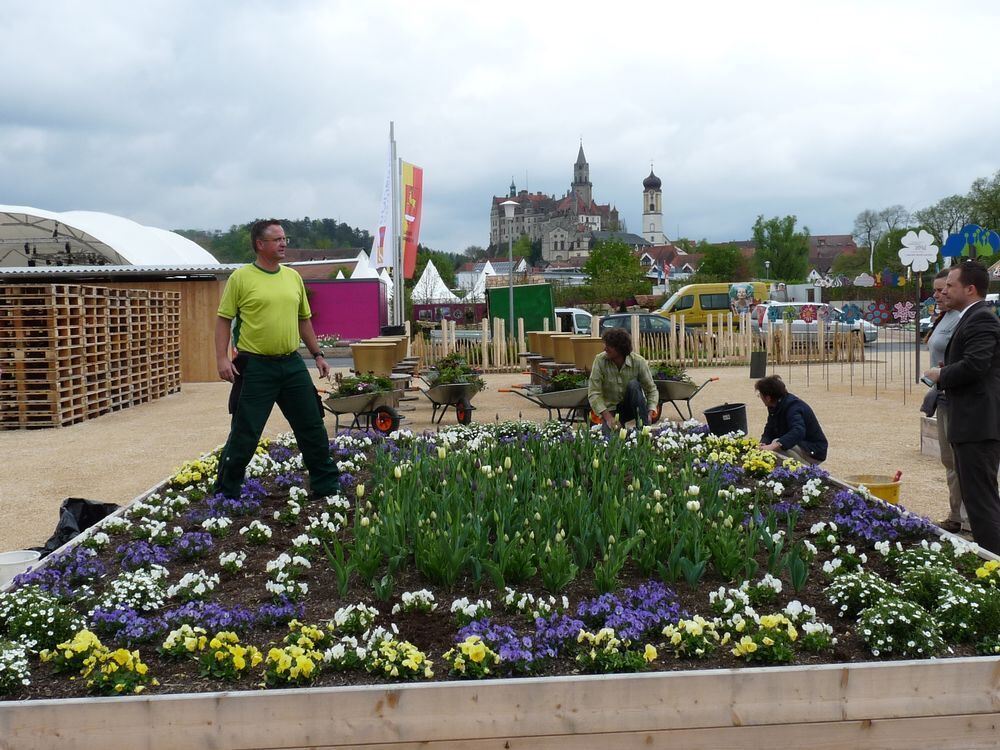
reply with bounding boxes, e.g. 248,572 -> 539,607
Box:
0,205 -> 217,267
411,259 -> 460,304
379,267 -> 394,301
335,270 -> 345,279
465,266 -> 490,303
351,250 -> 380,280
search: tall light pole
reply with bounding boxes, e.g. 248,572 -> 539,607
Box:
764,260 -> 771,280
500,200 -> 519,345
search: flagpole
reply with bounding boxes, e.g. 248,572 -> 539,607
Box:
390,121 -> 401,325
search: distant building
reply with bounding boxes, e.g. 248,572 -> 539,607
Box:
490,144 -> 633,264
641,168 -> 668,245
455,258 -> 529,291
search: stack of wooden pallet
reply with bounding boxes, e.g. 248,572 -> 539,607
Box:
0,284 -> 181,429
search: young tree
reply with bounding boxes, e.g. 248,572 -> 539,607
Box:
582,240 -> 651,308
878,205 -> 910,235
852,209 -> 885,274
511,234 -> 533,261
690,243 -> 748,282
914,195 -> 972,244
967,169 -> 1000,231
751,215 -> 810,281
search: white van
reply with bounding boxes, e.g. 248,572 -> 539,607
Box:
554,307 -> 593,334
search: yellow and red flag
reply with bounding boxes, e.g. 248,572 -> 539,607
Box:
401,161 -> 423,278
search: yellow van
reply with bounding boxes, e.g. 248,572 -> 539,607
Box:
656,282 -> 769,326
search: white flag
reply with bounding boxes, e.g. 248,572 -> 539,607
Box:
371,138 -> 394,270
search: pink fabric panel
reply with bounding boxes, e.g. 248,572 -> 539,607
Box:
305,280 -> 388,339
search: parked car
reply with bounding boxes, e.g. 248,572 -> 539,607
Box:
554,307 -> 593,335
751,302 -> 878,345
656,281 -> 770,326
599,313 -> 681,338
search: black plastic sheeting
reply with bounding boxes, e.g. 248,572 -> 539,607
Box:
36,498 -> 120,557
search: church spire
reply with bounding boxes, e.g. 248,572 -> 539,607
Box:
572,142 -> 592,205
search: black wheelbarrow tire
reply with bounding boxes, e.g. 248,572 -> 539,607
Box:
373,405 -> 401,434
456,400 -> 474,425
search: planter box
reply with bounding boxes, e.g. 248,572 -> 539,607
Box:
2,657 -> 1000,749
4,455 -> 1000,749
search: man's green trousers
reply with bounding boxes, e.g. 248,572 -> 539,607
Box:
215,353 -> 340,499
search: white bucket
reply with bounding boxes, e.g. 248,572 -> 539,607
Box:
0,550 -> 41,589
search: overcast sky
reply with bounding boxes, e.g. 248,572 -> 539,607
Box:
3,1 -> 998,253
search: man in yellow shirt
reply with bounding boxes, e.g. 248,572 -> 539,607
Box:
588,328 -> 658,434
213,219 -> 339,499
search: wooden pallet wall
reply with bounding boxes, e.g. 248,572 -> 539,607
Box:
0,284 -> 181,429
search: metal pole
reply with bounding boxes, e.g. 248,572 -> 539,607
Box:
914,271 -> 922,383
508,217 -> 514,349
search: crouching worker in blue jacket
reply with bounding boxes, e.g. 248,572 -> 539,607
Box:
755,375 -> 828,465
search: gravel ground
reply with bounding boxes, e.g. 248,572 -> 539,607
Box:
0,357 -> 949,552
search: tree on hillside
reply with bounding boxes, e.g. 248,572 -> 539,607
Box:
462,245 -> 488,260
751,215 -> 810,281
914,195 -> 971,243
968,169 -> 1000,231
211,225 -> 254,262
690,243 -> 748,282
201,218 -> 372,263
582,240 -> 651,308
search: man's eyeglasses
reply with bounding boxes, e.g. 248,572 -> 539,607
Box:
262,237 -> 288,244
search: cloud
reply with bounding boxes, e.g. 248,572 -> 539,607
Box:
2,1 -> 999,252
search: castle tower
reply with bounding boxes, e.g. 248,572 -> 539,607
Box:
642,167 -> 667,244
571,143 -> 592,206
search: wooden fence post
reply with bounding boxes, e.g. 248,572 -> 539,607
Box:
481,318 -> 490,370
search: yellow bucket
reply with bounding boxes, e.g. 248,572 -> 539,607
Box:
846,474 -> 900,505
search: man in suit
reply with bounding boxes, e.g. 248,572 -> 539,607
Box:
924,260 -> 1000,554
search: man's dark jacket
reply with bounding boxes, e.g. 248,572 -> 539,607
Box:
761,393 -> 828,461
938,300 -> 1000,442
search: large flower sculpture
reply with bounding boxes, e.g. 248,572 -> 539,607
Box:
799,305 -> 818,323
920,296 -> 936,318
898,230 -> 939,272
864,301 -> 892,326
840,303 -> 863,324
892,301 -> 916,324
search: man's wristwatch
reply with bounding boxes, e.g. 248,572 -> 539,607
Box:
311,349 -> 325,359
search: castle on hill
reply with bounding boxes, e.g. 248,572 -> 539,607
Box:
489,144 -> 668,263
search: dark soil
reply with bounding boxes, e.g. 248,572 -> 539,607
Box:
5,471 -> 979,702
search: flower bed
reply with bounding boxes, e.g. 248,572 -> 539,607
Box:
2,421 -> 999,706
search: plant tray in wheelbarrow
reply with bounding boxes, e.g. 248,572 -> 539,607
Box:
422,381 -> 483,406
324,389 -> 398,415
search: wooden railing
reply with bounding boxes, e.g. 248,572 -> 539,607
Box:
406,313 -> 868,374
